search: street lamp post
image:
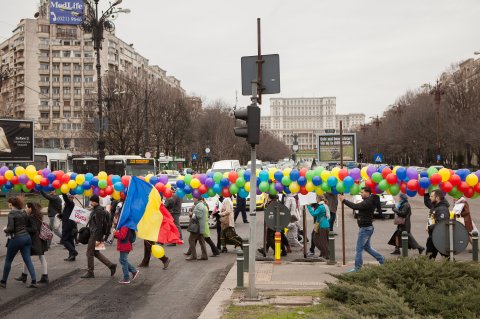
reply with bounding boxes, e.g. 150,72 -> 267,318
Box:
430,80 -> 444,165
74,0 -> 130,171
292,134 -> 299,163
371,116 -> 381,154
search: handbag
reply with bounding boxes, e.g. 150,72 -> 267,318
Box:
187,218 -> 200,233
38,221 -> 53,241
78,226 -> 91,244
394,215 -> 406,225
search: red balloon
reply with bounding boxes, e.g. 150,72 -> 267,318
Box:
338,169 -> 349,181
458,181 -> 469,193
155,182 -> 166,194
25,180 -> 35,190
163,188 -> 173,198
121,175 -> 131,187
55,171 -> 65,180
430,173 -> 442,185
228,171 -> 238,183
381,167 -> 392,179
300,168 -> 308,177
300,186 -> 308,195
222,188 -> 231,198
440,181 -> 453,193
37,170 -> 43,176
365,179 -> 375,190
61,174 -> 70,184
10,176 -> 19,185
52,180 -> 61,189
40,177 -> 49,187
386,173 -> 398,185
465,187 -> 475,198
449,174 -> 461,187
407,179 -> 418,191
99,189 -> 106,197
198,184 -> 208,194
104,185 -> 113,195
120,192 -> 126,200
400,182 -> 407,194
474,183 -> 480,194
194,174 -> 200,179
418,188 -> 425,196
0,176 -> 6,185
107,175 -> 113,186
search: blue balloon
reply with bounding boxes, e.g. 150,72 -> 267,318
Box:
212,184 -> 222,194
44,185 -> 55,192
331,187 -> 339,195
176,189 -> 185,198
220,178 -> 230,188
47,173 -> 56,183
207,171 -> 214,178
378,165 -> 387,173
457,169 -> 468,181
75,186 -> 84,195
327,176 -> 337,187
183,185 -> 193,194
257,178 -> 261,187
176,179 -> 186,189
5,181 -> 12,189
201,193 -> 209,199
419,171 -> 429,178
259,170 -> 269,182
34,185 -> 42,192
283,186 -> 291,194
343,176 -> 354,188
70,173 -> 77,181
419,177 -> 431,189
396,167 -> 407,181
90,177 -> 98,187
238,188 -> 248,198
297,176 -> 307,187
149,176 -> 159,185
274,171 -> 283,182
406,189 -> 417,197
290,169 -> 300,181
82,181 -> 91,190
114,182 -> 124,192
69,189 -> 76,195
312,175 -> 322,186
244,170 -> 251,182
112,175 -> 121,185
85,173 -> 94,181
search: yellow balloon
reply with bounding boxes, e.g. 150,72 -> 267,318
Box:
361,167 -> 369,180
67,180 -> 77,189
33,175 -> 42,184
283,168 -> 292,177
75,174 -> 85,185
151,244 -> 165,258
268,168 -> 276,181
112,190 -> 121,200
177,175 -> 185,180
305,181 -> 315,192
190,178 -> 201,188
84,189 -> 93,197
289,182 -> 300,193
438,168 -> 450,183
321,170 -> 330,182
315,187 -> 324,195
223,172 -> 229,178
98,171 -> 108,180
466,174 -> 478,187
166,183 -> 171,189
244,182 -> 251,192
392,166 -> 400,174
60,184 -> 70,194
26,165 -> 37,179
145,174 -> 153,183
14,166 -> 25,176
4,170 -> 14,180
331,167 -> 340,179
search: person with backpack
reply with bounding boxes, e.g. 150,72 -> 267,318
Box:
60,194 -> 78,262
113,224 -> 140,284
40,190 -> 62,245
81,195 -> 117,279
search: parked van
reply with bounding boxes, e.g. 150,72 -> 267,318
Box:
210,160 -> 241,173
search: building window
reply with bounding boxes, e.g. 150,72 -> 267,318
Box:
63,63 -> 71,71
57,28 -> 77,39
41,125 -> 49,130
39,50 -> 49,58
73,40 -> 81,46
84,52 -> 94,58
52,112 -> 60,118
73,63 -> 82,71
64,112 -> 70,118
63,51 -> 71,58
63,138 -> 71,148
74,88 -> 82,95
74,76 -> 82,83
40,75 -> 49,82
73,111 -> 82,118
53,63 -> 60,70
38,25 -> 50,33
84,77 -> 93,83
84,64 -> 94,70
63,76 -> 71,83
52,88 -> 60,94
40,100 -> 49,106
40,63 -> 49,70
63,88 -> 71,95
73,51 -> 81,58
40,87 -> 49,94
52,50 -> 60,57
40,112 -> 49,119
64,100 -> 71,107
63,40 -> 70,46
52,76 -> 60,82
85,41 -> 93,47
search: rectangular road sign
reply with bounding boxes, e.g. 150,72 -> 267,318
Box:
241,54 -> 280,96
0,119 -> 34,162
317,133 -> 356,163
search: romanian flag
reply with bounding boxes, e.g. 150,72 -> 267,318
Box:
117,176 -> 163,242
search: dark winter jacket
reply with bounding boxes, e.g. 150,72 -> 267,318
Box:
165,194 -> 182,215
61,194 -> 76,230
26,215 -> 48,255
89,204 -> 107,241
393,200 -> 412,233
424,194 -> 450,232
4,209 -> 29,238
40,191 -> 62,217
114,226 -> 133,252
343,196 -> 375,228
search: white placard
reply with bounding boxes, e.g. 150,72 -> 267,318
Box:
453,203 -> 465,216
70,206 -> 91,225
298,193 -> 317,206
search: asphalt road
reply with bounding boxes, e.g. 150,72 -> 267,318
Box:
0,195 -> 478,318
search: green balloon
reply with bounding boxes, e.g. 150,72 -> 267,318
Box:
281,176 -> 291,186
378,179 -> 389,191
207,189 -> 216,197
448,186 -> 458,197
55,188 -> 62,195
336,181 -> 346,193
306,170 -> 315,181
236,177 -> 246,188
186,194 -> 193,199
389,184 -> 400,196
13,184 -> 22,192
22,184 -> 30,193
427,167 -> 438,178
98,179 -> 108,189
428,185 -> 439,192
321,183 -> 331,193
184,174 -> 193,185
371,172 -> 383,184
359,181 -> 366,189
229,184 -> 239,195
237,169 -> 245,178
314,166 -> 325,176
213,172 -> 223,183
269,183 -> 278,195
259,181 -> 269,193
350,184 -> 360,195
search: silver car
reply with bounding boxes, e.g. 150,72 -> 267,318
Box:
351,193 -> 396,219
179,197 -> 217,229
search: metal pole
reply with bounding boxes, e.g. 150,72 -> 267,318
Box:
448,220 -> 454,262
401,231 -> 408,257
243,238 -> 249,272
236,250 -> 244,288
340,120 -> 346,265
327,231 -> 336,264
143,84 -> 149,156
302,206 -> 307,258
93,0 -> 105,172
247,143 -> 257,298
472,230 -> 478,262
256,18 -> 262,105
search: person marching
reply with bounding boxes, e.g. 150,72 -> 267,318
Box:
423,189 -> 450,259
39,190 -> 62,246
307,195 -> 330,259
185,196 -> 208,261
219,196 -> 243,253
60,194 -> 78,261
113,219 -> 140,284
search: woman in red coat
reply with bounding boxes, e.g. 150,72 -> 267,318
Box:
114,225 -> 140,284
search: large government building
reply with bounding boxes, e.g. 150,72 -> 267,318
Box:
0,1 -> 185,154
261,97 -> 365,157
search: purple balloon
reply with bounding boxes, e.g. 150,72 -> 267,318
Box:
158,174 -> 168,185
256,188 -> 262,195
205,178 -> 215,188
366,165 -> 377,177
475,170 -> 480,180
199,174 -> 207,184
275,182 -> 284,192
406,167 -> 418,180
374,184 -> 382,194
42,168 -> 51,178
18,174 -> 28,184
93,187 -> 100,196
192,189 -> 201,198
350,168 -> 361,180
0,166 -> 8,176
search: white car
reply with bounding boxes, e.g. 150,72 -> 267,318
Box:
179,196 -> 218,229
351,193 -> 396,219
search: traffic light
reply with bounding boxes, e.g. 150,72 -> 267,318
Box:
234,104 -> 261,145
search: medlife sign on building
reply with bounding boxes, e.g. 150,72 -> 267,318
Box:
317,133 -> 357,163
50,0 -> 84,25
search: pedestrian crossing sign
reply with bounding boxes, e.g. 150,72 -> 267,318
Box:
374,153 -> 383,163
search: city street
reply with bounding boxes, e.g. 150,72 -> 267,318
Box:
0,195 -> 478,318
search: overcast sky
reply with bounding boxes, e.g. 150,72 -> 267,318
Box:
1,1 -> 480,120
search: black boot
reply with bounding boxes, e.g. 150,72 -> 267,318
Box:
391,247 -> 401,255
39,274 -> 49,284
14,273 -> 27,283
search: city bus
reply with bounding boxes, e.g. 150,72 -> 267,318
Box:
72,157 -> 99,175
1,148 -> 72,171
105,155 -> 156,176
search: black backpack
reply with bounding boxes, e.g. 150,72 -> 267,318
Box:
120,228 -> 137,244
101,208 -> 112,237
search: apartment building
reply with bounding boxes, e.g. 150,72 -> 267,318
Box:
0,8 -> 184,154
260,97 -> 365,152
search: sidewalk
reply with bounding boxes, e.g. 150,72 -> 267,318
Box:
199,259 -> 358,319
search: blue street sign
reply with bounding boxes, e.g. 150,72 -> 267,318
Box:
50,0 -> 84,25
374,153 -> 383,163
436,154 -> 441,161
192,153 -> 198,161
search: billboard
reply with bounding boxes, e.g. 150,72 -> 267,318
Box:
0,119 -> 34,162
50,0 -> 84,25
317,133 -> 357,163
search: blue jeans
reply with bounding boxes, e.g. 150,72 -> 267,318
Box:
119,252 -> 137,280
2,235 -> 36,283
355,226 -> 384,270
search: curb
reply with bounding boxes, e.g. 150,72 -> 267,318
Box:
198,262 -> 237,319
0,268 -> 82,317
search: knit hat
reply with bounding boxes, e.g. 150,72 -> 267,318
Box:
399,193 -> 408,201
90,195 -> 100,203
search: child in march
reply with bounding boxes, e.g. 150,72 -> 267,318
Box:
286,215 -> 303,249
113,222 -> 140,284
